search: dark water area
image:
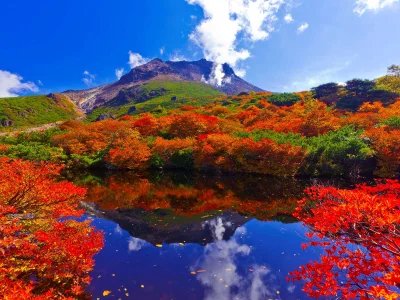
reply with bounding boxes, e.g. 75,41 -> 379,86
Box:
74,171 -> 361,300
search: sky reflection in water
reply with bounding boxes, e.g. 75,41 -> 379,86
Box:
79,171 -> 334,299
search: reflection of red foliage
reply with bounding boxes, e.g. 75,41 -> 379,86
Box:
84,174 -> 300,220
289,180 -> 400,299
0,158 -> 103,299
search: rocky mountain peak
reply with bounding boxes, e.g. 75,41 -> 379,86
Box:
63,58 -> 264,111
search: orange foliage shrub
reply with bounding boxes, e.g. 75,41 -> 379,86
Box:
168,113 -> 219,138
208,106 -> 230,116
194,133 -> 237,170
239,101 -> 340,137
365,127 -> 400,177
132,114 -> 159,136
195,134 -> 306,176
59,119 -> 84,131
230,138 -> 306,176
180,105 -> 197,111
119,115 -> 133,121
52,120 -> 140,155
105,137 -> 151,169
299,102 -> 341,136
151,137 -> 194,163
0,144 -> 9,153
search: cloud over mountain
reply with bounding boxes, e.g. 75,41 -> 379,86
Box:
186,0 -> 286,85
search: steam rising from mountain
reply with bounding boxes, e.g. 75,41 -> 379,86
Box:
187,0 -> 286,85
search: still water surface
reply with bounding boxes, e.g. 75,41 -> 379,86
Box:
75,171 -> 352,300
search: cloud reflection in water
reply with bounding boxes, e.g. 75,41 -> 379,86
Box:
194,217 -> 279,300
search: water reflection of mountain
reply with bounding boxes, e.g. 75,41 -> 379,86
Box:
82,201 -> 249,245
75,170 -> 346,245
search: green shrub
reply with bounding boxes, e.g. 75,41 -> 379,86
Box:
0,143 -> 66,162
235,126 -> 374,176
382,116 -> 400,129
268,93 -> 301,106
149,154 -> 165,168
170,148 -> 194,169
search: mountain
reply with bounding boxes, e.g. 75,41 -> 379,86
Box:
63,59 -> 264,112
81,201 -> 248,246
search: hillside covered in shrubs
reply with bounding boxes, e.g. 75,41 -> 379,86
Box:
1,65 -> 399,178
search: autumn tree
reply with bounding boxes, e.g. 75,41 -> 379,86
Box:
289,180 -> 400,299
0,158 -> 103,299
365,127 -> 400,177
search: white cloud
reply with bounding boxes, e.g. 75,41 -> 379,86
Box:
160,47 -> 165,56
193,224 -> 277,300
115,68 -> 125,80
284,13 -> 294,23
169,51 -> 189,62
297,22 -> 309,33
234,68 -> 247,78
82,70 -> 96,87
37,80 -> 43,86
128,237 -> 147,252
354,0 -> 399,15
0,70 -> 39,97
191,15 -> 198,20
186,0 -> 286,85
114,225 -> 123,236
128,51 -> 150,69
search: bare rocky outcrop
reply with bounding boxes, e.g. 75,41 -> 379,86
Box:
1,120 -> 13,127
96,113 -> 116,121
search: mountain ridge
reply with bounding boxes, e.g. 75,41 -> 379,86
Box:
63,59 -> 264,112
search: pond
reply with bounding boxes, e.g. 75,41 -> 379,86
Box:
75,171 -> 356,300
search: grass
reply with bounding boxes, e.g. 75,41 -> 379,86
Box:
87,80 -> 224,121
0,95 -> 78,131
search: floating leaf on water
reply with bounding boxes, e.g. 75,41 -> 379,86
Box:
197,270 -> 206,273
156,244 -> 163,248
179,242 -> 185,246
103,290 -> 112,296
190,271 -> 196,275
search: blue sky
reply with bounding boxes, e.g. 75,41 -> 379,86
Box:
0,0 -> 399,96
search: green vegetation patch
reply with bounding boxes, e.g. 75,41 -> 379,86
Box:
0,95 -> 78,130
87,81 -> 224,121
